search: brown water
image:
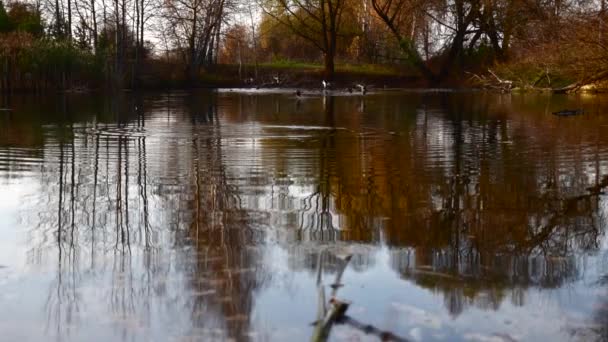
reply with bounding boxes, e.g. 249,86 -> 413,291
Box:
0,90 -> 607,342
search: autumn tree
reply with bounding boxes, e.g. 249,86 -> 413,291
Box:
369,0 -> 434,78
260,0 -> 350,80
499,1 -> 608,91
0,1 -> 43,35
256,13 -> 322,61
220,24 -> 254,78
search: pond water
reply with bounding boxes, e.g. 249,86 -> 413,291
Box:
0,90 -> 607,341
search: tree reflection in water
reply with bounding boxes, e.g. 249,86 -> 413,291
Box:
1,90 -> 607,340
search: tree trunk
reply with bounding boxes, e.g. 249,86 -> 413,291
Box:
188,6 -> 198,86
67,0 -> 72,40
91,0 -> 98,52
437,1 -> 472,81
248,3 -> 258,80
132,0 -> 140,89
54,0 -> 62,37
323,52 -> 335,81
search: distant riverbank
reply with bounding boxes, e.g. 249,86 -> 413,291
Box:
4,59 -> 607,94
0,60 -> 439,94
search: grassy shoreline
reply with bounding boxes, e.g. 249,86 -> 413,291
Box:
168,62 -> 429,90
1,61 -> 430,93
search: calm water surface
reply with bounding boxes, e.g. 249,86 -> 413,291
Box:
0,90 -> 608,341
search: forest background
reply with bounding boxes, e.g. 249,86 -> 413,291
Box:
1,0 -> 606,92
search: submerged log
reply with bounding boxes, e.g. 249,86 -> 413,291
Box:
552,109 -> 585,116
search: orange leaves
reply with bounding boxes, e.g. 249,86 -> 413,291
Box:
0,31 -> 34,57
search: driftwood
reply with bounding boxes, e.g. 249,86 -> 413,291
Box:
337,316 -> 409,342
312,252 -> 352,342
467,69 -> 514,92
469,68 -> 608,94
311,251 -> 409,342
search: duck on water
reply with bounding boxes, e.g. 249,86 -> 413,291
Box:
321,81 -> 368,95
290,81 -> 370,97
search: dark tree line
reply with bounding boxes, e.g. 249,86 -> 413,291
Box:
2,0 -> 608,91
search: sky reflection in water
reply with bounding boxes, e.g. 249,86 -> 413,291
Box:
0,90 -> 607,341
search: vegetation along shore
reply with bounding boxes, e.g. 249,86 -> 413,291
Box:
1,0 -> 608,93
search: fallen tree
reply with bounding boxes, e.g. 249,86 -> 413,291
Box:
468,68 -> 608,94
466,69 -> 514,92
552,69 -> 608,94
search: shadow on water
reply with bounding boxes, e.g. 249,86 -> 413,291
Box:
0,90 -> 608,341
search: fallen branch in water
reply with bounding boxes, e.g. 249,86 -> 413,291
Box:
311,251 -> 409,342
337,315 -> 409,342
553,69 -> 608,94
312,298 -> 351,342
312,252 -> 352,342
467,68 -> 608,94
466,69 -> 514,92
487,69 -> 514,90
